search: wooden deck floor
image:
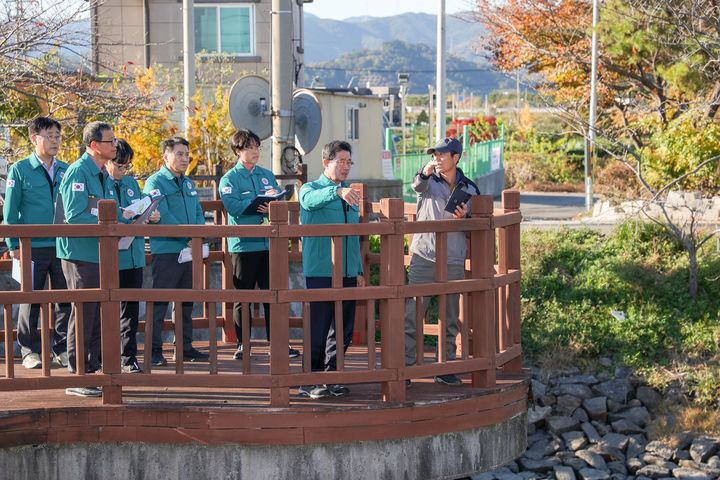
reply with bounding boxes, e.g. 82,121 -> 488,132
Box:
0,342 -> 529,448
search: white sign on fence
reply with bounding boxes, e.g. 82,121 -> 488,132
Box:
491,145 -> 502,171
381,150 -> 394,180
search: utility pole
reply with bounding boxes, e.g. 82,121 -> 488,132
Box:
399,73 -> 409,154
428,84 -> 435,146
182,0 -> 196,135
586,0 -> 599,212
271,0 -> 295,176
436,0 -> 446,142
516,72 -> 520,123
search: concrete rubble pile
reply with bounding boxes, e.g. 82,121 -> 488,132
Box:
475,363 -> 719,480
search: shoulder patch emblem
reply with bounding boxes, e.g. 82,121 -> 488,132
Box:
261,177 -> 269,185
59,172 -> 65,178
186,181 -> 192,189
72,183 -> 85,191
6,179 -> 14,188
150,189 -> 161,197
221,186 -> 232,195
127,189 -> 134,197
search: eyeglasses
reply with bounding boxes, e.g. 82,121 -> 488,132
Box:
112,161 -> 132,171
243,145 -> 262,152
96,138 -> 118,145
331,159 -> 354,167
37,135 -> 61,142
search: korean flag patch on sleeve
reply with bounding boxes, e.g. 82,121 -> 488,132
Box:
6,179 -> 14,188
72,183 -> 85,191
221,186 -> 232,195
150,189 -> 161,197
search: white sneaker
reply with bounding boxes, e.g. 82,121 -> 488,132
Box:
22,353 -> 42,369
53,351 -> 69,367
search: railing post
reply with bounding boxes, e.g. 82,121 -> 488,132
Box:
379,198 -> 405,402
502,190 -> 522,373
268,201 -> 290,407
470,195 -> 496,388
98,200 -> 122,404
354,183 -> 369,345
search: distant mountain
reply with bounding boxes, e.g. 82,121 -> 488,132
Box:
305,40 -> 508,95
304,11 -> 488,64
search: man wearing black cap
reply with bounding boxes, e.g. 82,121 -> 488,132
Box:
404,137 -> 480,387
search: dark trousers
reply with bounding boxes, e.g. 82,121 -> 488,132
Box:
61,259 -> 101,372
119,267 -> 143,365
17,247 -> 71,358
306,276 -> 357,372
150,253 -> 193,352
231,251 -> 270,346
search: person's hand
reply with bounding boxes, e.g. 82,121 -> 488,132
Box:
257,202 -> 270,213
122,209 -> 134,220
264,188 -> 279,196
149,210 -> 161,223
337,187 -> 361,206
453,202 -> 468,219
356,275 -> 365,287
422,159 -> 438,176
9,249 -> 18,259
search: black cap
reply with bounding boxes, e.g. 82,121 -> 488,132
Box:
427,137 -> 463,158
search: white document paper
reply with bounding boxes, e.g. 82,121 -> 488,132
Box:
381,150 -> 394,180
178,243 -> 209,263
124,196 -> 151,217
11,258 -> 35,287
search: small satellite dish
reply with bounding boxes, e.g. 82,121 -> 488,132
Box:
292,88 -> 322,155
228,75 -> 271,140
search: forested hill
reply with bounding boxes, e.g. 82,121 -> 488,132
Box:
304,39 -> 508,95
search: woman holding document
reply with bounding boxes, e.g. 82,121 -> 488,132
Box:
219,129 -> 299,361
108,139 -> 160,373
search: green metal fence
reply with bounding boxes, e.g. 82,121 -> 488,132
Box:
386,125 -> 505,199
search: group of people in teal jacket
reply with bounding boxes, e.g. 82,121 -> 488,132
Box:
4,118 -> 366,400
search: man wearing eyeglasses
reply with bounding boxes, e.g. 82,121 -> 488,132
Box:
298,140 -> 364,400
3,117 -> 72,370
403,137 -> 480,388
143,136 -> 209,366
57,121 -> 122,396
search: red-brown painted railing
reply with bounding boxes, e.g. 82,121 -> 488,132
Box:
0,190 -> 522,407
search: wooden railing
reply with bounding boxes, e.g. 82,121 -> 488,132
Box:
0,190 -> 522,407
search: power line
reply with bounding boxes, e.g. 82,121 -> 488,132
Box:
306,66 -> 496,74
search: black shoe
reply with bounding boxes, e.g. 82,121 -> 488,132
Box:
288,346 -> 300,358
233,344 -> 243,360
151,352 -> 168,366
67,364 -> 102,374
174,347 -> 209,362
327,384 -> 350,397
434,374 -> 463,386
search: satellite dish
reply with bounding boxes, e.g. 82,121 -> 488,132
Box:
292,88 -> 322,155
228,75 -> 271,140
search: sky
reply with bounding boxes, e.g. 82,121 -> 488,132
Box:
303,0 -> 474,20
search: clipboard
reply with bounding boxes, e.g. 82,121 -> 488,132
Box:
118,195 -> 163,250
444,187 -> 472,214
53,194 -> 99,223
241,188 -> 291,215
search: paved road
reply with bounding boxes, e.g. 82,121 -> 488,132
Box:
493,192 -> 593,220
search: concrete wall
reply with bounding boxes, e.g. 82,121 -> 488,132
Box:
302,91 -> 385,182
475,168 -> 506,198
0,412 -> 526,480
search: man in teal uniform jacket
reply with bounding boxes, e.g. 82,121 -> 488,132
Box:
143,136 -> 209,366
3,116 -> 71,369
108,139 -> 161,373
219,129 -> 299,361
298,140 -> 364,400
57,121 -> 123,397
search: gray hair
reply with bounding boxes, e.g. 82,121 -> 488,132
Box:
82,121 -> 113,147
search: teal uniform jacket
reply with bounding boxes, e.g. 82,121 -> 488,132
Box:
142,165 -> 204,254
218,163 -> 279,253
114,175 -> 147,270
3,153 -> 69,250
56,152 -> 123,264
299,173 -> 362,278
